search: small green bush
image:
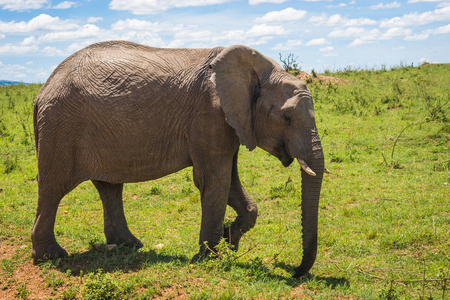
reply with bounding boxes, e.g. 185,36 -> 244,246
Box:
82,271 -> 118,300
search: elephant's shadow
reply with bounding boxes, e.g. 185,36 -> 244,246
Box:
52,246 -> 348,289
53,245 -> 189,275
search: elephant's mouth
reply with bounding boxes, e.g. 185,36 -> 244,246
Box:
274,139 -> 294,167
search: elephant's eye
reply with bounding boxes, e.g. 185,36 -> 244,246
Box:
283,112 -> 292,125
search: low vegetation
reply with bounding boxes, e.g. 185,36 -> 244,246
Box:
0,64 -> 449,299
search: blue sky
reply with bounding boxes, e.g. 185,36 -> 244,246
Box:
0,0 -> 449,83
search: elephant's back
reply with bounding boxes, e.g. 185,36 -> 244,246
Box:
38,41 -> 223,103
70,41 -> 209,98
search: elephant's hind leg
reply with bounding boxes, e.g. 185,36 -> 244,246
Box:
224,151 -> 258,251
32,182 -> 74,263
92,180 -> 143,248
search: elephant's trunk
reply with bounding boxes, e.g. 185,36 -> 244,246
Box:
293,130 -> 324,278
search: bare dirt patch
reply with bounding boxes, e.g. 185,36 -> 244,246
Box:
153,283 -> 189,299
284,284 -> 312,299
0,243 -> 19,261
0,244 -> 73,300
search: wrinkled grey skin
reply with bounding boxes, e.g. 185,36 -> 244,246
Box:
32,41 -> 324,277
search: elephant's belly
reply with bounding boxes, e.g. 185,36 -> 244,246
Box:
83,140 -> 193,183
108,160 -> 192,183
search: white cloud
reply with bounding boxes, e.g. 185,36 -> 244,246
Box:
348,38 -> 373,47
255,8 -> 307,23
249,0 -> 288,4
38,24 -> 102,42
392,46 -> 405,50
66,41 -> 94,54
407,0 -> 450,6
52,1 -> 78,9
329,27 -> 389,46
213,30 -> 244,42
319,46 -> 334,52
0,63 -> 25,71
346,29 -> 382,47
405,23 -> 450,40
0,0 -> 49,11
0,61 -> 53,82
0,43 -> 39,55
0,62 -> 50,81
0,14 -> 79,33
327,3 -> 347,8
22,35 -> 37,46
0,36 -> 43,55
309,13 -> 377,27
172,29 -> 212,43
380,27 -> 412,39
370,1 -> 401,9
405,33 -> 429,40
331,26 -> 413,46
109,0 -> 238,14
408,0 -> 445,2
87,17 -> 103,23
329,27 -> 368,38
305,38 -> 330,46
271,39 -> 302,50
380,6 -> 450,27
111,19 -> 183,32
0,63 -> 26,80
42,46 -> 65,56
344,18 -> 378,27
246,24 -> 288,36
121,31 -> 166,46
145,22 -> 286,49
433,23 -> 450,34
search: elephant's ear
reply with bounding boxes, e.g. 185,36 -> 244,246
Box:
210,45 -> 271,151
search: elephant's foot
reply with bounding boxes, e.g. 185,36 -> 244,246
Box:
223,225 -> 242,251
191,244 -> 217,263
32,242 -> 68,263
105,231 -> 143,249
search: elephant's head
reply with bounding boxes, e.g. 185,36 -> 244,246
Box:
210,45 -> 325,278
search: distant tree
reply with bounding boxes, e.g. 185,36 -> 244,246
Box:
279,53 -> 300,72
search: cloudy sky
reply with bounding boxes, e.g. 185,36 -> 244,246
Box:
0,0 -> 449,83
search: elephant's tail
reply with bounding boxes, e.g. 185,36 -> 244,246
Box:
33,99 -> 39,182
33,100 -> 39,154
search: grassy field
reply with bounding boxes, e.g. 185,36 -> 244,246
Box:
0,64 -> 449,299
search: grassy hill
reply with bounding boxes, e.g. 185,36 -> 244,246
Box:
0,64 -> 448,299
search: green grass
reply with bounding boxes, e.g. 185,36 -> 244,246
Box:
0,64 -> 449,299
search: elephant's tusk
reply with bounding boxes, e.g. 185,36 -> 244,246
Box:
324,167 -> 331,174
297,158 -> 316,176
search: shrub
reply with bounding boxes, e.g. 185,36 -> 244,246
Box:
82,271 -> 118,300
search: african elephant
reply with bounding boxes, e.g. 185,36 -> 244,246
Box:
32,41 -> 325,278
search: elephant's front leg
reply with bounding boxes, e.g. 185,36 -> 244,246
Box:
224,150 -> 258,250
191,161 -> 232,261
92,180 -> 143,248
